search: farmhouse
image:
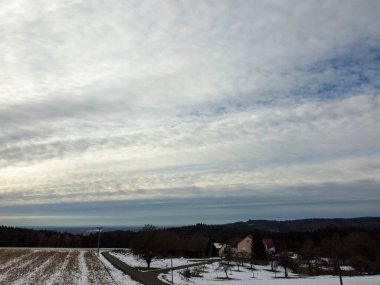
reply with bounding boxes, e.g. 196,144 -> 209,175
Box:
237,234 -> 253,255
236,235 -> 275,256
208,242 -> 227,257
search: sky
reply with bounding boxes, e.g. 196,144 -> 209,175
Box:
0,0 -> 379,227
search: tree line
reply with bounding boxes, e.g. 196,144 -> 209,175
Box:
1,224 -> 380,275
0,226 -> 135,248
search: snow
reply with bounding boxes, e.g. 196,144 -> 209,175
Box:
340,265 -> 354,271
79,251 -> 89,285
0,248 -> 140,285
2,248 -> 378,285
108,250 -> 380,284
158,262 -> 380,285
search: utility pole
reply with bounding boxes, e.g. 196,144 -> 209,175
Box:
97,227 -> 102,257
171,256 -> 174,284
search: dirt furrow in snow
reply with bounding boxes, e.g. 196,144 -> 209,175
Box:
0,249 -> 33,270
25,251 -> 71,285
43,251 -> 72,285
11,251 -> 59,285
0,251 -> 46,284
59,250 -> 82,284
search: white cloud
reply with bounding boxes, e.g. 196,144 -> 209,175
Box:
0,94 -> 379,205
1,0 -> 379,108
0,0 -> 379,216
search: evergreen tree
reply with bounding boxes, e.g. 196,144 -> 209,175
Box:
251,232 -> 266,260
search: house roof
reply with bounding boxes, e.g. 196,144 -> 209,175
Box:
228,237 -> 242,247
263,238 -> 273,247
238,234 -> 253,244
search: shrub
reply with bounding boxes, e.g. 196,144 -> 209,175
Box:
369,257 -> 380,274
180,268 -> 192,279
192,266 -> 203,276
349,255 -> 371,273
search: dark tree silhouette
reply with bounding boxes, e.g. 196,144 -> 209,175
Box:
278,250 -> 291,278
301,239 -> 317,276
321,234 -> 347,285
251,232 -> 266,260
130,225 -> 160,269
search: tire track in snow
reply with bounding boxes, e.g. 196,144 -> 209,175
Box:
79,250 -> 89,285
85,251 -> 115,284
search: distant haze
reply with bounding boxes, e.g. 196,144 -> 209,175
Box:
0,0 -> 379,226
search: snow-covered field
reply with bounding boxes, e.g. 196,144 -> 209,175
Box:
110,250 -> 217,270
159,262 -> 380,285
0,248 -> 140,285
109,250 -> 380,284
2,248 -> 378,285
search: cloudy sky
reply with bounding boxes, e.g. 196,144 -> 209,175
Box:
0,0 -> 379,227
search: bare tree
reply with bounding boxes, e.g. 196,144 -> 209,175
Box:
234,255 -> 244,271
269,251 -> 276,271
216,261 -> 231,279
130,225 -> 159,269
321,234 -> 347,285
278,251 -> 291,278
301,239 -> 317,276
224,248 -> 233,266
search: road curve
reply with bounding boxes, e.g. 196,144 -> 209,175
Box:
102,251 -> 167,285
102,251 -> 221,285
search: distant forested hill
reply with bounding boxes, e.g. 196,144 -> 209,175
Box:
167,217 -> 380,246
223,217 -> 380,232
0,225 -> 135,248
1,217 -> 380,248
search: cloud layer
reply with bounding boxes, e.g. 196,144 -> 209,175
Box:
0,0 -> 379,225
